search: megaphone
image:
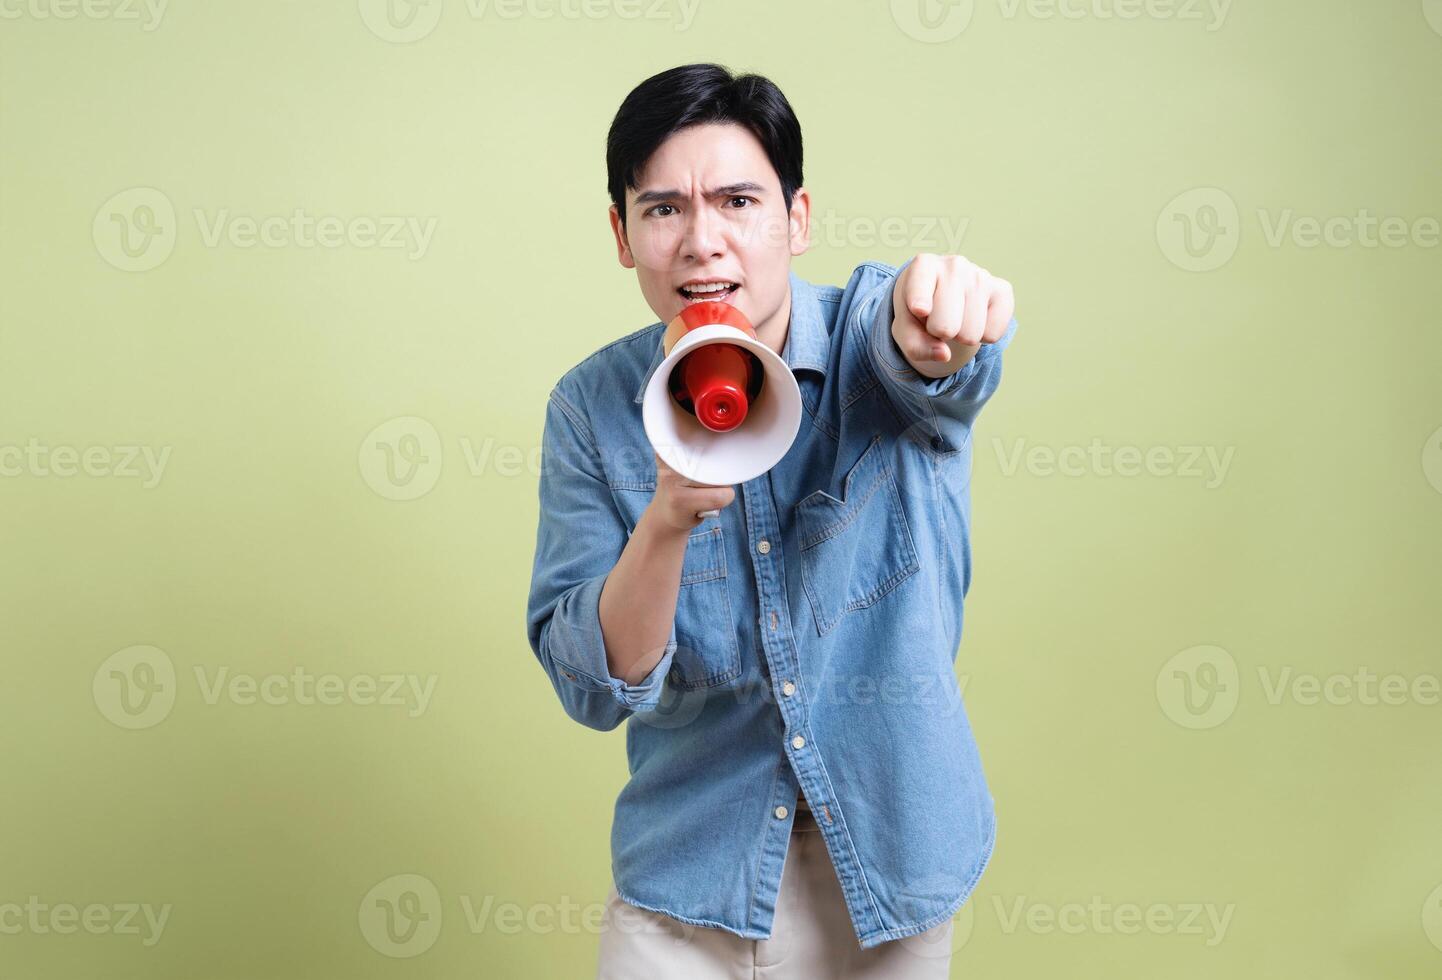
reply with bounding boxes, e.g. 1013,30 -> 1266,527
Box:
642,301 -> 803,517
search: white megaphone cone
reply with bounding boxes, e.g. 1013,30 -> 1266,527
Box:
642,301 -> 802,515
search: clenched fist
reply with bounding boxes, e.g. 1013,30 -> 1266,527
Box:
892,253 -> 1014,379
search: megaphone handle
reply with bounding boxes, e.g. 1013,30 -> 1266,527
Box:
697,509 -> 720,519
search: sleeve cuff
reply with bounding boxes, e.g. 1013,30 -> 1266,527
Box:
548,572 -> 676,711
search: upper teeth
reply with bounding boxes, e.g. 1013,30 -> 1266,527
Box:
684,282 -> 734,293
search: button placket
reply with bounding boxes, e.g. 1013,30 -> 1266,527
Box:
742,478 -> 816,843
741,481 -> 795,696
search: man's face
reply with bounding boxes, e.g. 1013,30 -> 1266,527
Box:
609,122 -> 809,338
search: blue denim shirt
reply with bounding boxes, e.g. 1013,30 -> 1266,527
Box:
526,259 -> 1017,949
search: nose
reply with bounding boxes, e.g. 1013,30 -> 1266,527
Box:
680,201 -> 726,263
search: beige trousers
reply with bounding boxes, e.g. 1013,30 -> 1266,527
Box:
595,802 -> 956,979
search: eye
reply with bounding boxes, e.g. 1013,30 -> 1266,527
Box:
727,196 -> 755,209
645,204 -> 676,217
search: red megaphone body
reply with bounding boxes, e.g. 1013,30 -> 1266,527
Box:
664,302 -> 766,432
642,299 -> 804,489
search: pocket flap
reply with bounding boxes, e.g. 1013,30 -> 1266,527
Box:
796,435 -> 890,549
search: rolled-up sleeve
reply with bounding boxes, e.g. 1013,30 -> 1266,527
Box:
852,259 -> 1017,454
525,384 -> 676,731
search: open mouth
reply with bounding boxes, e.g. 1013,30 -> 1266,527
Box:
677,281 -> 740,305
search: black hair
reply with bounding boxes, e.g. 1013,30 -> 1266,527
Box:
606,63 -> 803,228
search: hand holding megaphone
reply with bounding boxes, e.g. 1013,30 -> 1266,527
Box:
650,451 -> 736,531
642,301 -> 803,521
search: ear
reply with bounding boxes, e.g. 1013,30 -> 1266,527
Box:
787,188 -> 811,257
609,204 -> 636,269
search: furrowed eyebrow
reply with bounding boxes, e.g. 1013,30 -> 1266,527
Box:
632,182 -> 765,207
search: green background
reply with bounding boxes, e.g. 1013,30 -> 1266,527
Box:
2,0 -> 1440,976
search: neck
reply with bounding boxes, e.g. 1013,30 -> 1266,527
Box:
754,286 -> 792,359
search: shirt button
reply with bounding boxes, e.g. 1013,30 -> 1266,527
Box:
774,805 -> 789,819
768,611 -> 778,630
781,681 -> 795,697
791,735 -> 806,750
757,539 -> 771,555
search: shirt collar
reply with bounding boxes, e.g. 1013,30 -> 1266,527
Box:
632,270 -> 828,404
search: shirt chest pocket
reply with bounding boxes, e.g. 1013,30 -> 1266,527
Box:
611,486 -> 743,690
795,434 -> 921,636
